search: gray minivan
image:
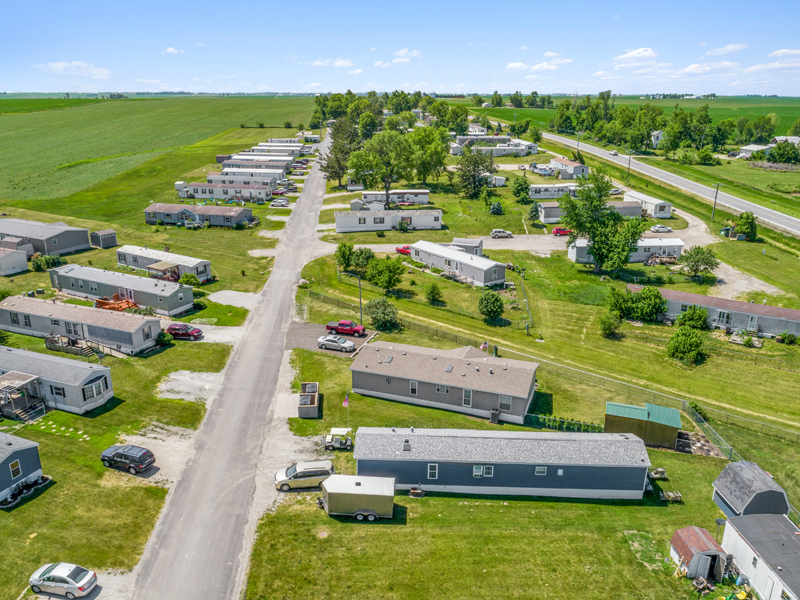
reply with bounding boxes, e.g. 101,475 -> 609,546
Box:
275,460 -> 335,491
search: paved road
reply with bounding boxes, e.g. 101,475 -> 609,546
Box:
541,131 -> 800,237
131,134 -> 332,600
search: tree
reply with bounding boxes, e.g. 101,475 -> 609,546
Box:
607,286 -> 666,321
510,176 -> 530,203
751,114 -> 777,144
769,141 -> 800,165
455,146 -> 495,199
529,125 -> 543,144
509,91 -> 524,108
491,91 -> 503,107
348,131 -> 413,209
398,110 -> 417,130
676,305 -> 709,330
383,116 -> 402,132
528,201 -> 540,222
447,105 -> 469,135
351,247 -> 375,274
678,245 -> 720,277
319,143 -> 350,187
284,121 -> 292,128
737,212 -> 758,241
478,290 -> 504,321
667,326 -> 706,364
358,111 -> 379,139
425,282 -> 443,304
471,94 -> 484,107
365,256 -> 405,293
599,310 -> 622,338
365,296 -> 399,331
559,170 -> 648,272
334,241 -> 354,271
789,118 -> 800,136
178,273 -> 201,286
696,147 -> 715,165
409,127 -> 448,185
489,201 -> 503,215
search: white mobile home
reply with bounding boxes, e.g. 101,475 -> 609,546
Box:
180,182 -> 272,202
529,183 -> 577,201
116,245 -> 212,283
250,145 -> 303,156
550,158 -> 589,180
468,124 -> 487,135
222,158 -> 293,171
569,237 -> 684,264
507,139 -> 537,153
362,190 -> 430,205
334,210 -> 442,233
625,190 -> 672,218
540,200 -> 643,224
206,172 -> 278,189
0,249 -> 28,276
410,241 -> 505,287
739,144 -> 773,158
220,167 -> 287,180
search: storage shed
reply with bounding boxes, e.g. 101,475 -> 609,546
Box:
0,432 -> 42,503
0,249 -> 28,276
604,402 -> 681,449
670,526 -> 726,581
713,461 -> 790,517
90,229 -> 118,249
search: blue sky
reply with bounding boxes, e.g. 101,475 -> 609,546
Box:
4,0 -> 800,95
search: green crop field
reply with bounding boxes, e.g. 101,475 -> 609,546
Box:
0,98 -> 111,114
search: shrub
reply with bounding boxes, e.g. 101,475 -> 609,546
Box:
124,306 -> 156,316
478,290 -> 504,321
334,241 -> 355,271
233,221 -> 246,230
425,282 -> 443,304
599,310 -> 622,338
240,269 -> 246,276
667,326 -> 706,364
743,336 -> 754,348
365,296 -> 399,331
528,201 -> 540,222
240,123 -> 246,128
398,220 -> 409,233
607,286 -> 666,321
257,121 -> 265,128
157,219 -> 164,226
178,273 -> 201,286
157,331 -> 174,346
737,211 -> 758,241
676,305 -> 709,330
489,201 -> 503,215
284,121 -> 292,128
30,254 -> 65,272
689,401 -> 710,422
193,300 -> 207,311
783,331 -> 797,346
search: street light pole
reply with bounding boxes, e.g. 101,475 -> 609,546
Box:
711,182 -> 722,222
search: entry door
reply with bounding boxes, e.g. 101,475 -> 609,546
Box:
765,576 -> 774,600
697,555 -> 711,580
748,314 -> 758,331
127,289 -> 135,300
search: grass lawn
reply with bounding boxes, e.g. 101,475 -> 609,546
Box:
0,332 -> 231,598
323,192 -> 361,205
173,299 -> 249,327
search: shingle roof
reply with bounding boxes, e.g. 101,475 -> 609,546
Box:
353,428 -> 651,467
410,241 -> 503,271
713,461 -> 789,514
628,285 -> 800,322
0,346 -> 110,386
624,190 -> 670,205
51,265 -> 185,295
0,296 -> 160,333
727,515 -> 800,596
0,219 -> 88,241
551,157 -> 584,168
117,245 -> 208,268
671,526 -> 724,561
0,432 -> 39,463
145,203 -> 251,217
351,341 -> 536,398
93,229 -> 116,236
189,182 -> 272,190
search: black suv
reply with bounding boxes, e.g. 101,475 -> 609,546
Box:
101,445 -> 155,475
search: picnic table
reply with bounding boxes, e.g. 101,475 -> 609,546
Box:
660,490 -> 683,503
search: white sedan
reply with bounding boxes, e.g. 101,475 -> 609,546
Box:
30,563 -> 97,598
609,150 -> 619,156
650,224 -> 673,233
317,335 -> 356,352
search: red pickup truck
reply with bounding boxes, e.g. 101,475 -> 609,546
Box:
326,320 -> 366,337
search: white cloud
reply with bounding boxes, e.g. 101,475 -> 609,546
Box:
593,70 -> 609,76
374,60 -> 391,68
369,47 -> 376,51
768,49 -> 800,57
333,58 -> 353,67
745,59 -> 800,73
550,57 -> 572,65
311,59 -> 330,66
347,68 -> 363,75
699,42 -> 707,47
706,43 -> 748,56
161,47 -> 183,55
136,79 -> 160,84
197,43 -> 204,47
543,51 -> 559,58
505,62 -> 530,71
34,61 -> 111,79
530,62 -> 559,71
614,60 -> 656,71
518,46 -> 528,51
392,57 -> 410,63
394,48 -> 421,58
614,47 -> 657,61
678,61 -> 738,75
307,82 -> 322,88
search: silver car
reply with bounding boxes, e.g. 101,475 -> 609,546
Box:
650,224 -> 673,233
491,229 -> 513,238
317,335 -> 356,352
30,563 -> 97,598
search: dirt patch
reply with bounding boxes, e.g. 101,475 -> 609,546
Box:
208,290 -> 260,310
158,370 -> 224,406
624,530 -> 665,571
258,229 -> 283,239
124,423 -> 197,490
316,223 -> 336,231
248,248 -> 278,257
711,261 -> 782,300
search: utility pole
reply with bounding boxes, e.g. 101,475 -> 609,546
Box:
626,150 -> 634,184
358,275 -> 363,325
711,182 -> 722,222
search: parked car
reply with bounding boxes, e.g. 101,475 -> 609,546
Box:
517,165 -> 526,170
610,188 -> 622,195
552,227 -> 572,236
101,444 -> 155,475
326,319 -> 366,337
325,428 -> 353,450
317,335 -> 356,352
650,224 -> 673,233
29,563 -> 98,598
166,323 -> 203,340
278,178 -> 291,186
396,201 -> 414,206
609,150 -> 619,156
272,189 -> 287,196
275,460 -> 335,491
491,229 -> 513,238
396,245 -> 411,255
270,200 -> 290,208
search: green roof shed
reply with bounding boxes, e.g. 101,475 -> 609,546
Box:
604,402 -> 681,449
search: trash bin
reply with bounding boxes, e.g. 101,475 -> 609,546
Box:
719,226 -> 732,236
490,409 -> 500,424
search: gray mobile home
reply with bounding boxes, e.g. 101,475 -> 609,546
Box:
0,219 -> 90,256
570,238 -> 684,264
713,461 -> 790,517
334,209 -> 442,233
0,236 -> 35,259
0,249 -> 28,276
144,203 -> 254,228
116,245 -> 211,283
410,241 -> 505,287
539,200 -> 643,224
354,428 -> 651,499
50,265 -> 193,316
0,296 -> 161,355
0,433 -> 42,503
0,346 -> 113,415
350,341 -> 537,424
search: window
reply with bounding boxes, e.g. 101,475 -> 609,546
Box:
78,280 -> 84,289
90,283 -> 98,293
414,249 -> 420,257
23,315 -> 31,327
69,278 -> 75,288
144,326 -> 152,340
473,465 -> 483,478
499,395 -> 512,410
51,319 -> 59,326
445,259 -> 452,267
643,247 -> 651,254
717,311 -> 731,325
557,469 -> 563,476
118,253 -> 126,263
781,590 -> 790,600
492,268 -> 497,278
484,466 -> 494,478
225,217 -> 231,223
535,466 -> 547,476
436,384 -> 450,394
10,313 -> 18,325
680,304 -> 688,312
752,556 -> 758,568
52,238 -> 58,245
373,217 -> 385,224
409,381 -> 418,395
434,216 -> 440,222
83,384 -> 95,400
462,389 -> 472,407
358,218 -> 366,225
428,464 -> 438,479
9,460 -> 21,479
149,212 -> 155,219
50,386 -> 65,397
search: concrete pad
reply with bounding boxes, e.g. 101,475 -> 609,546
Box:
193,325 -> 245,345
316,223 -> 336,231
208,290 -> 260,310
257,229 -> 283,239
266,215 -> 291,222
274,393 -> 299,419
124,423 -> 196,490
323,203 -> 350,210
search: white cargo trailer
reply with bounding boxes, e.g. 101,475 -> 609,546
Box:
320,475 -> 395,521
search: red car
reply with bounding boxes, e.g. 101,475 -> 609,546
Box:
166,323 -> 203,340
326,320 -> 366,337
396,245 -> 411,255
272,189 -> 287,195
552,227 -> 572,236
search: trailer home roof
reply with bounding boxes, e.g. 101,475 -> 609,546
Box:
409,240 -> 501,271
0,296 -> 158,333
116,245 -> 208,268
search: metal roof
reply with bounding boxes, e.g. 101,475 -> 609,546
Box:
0,219 -> 88,241
575,237 -> 685,248
646,403 -> 682,429
188,181 -> 272,190
606,402 -> 649,421
117,245 -> 208,268
220,168 -> 284,176
0,296 -> 161,333
93,229 -> 116,236
0,346 -> 110,387
354,428 -> 651,468
671,526 -> 724,561
321,474 -> 395,496
624,190 -> 671,206
713,461 -> 789,514
362,190 -> 430,195
335,210 -> 442,217
410,241 -> 503,271
451,237 -> 482,246
51,265 -> 185,295
727,515 -> 800,596
0,432 -> 39,462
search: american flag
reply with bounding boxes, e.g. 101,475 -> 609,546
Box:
343,391 -> 349,408
479,341 -> 489,350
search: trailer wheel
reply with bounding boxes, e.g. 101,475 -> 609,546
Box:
367,514 -> 377,522
355,513 -> 365,521
326,445 -> 334,451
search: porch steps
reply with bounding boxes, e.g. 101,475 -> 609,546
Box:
15,401 -> 46,424
81,346 -> 96,358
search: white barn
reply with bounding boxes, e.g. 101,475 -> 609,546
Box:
334,210 -> 443,233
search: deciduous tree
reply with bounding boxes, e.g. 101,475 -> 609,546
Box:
737,212 -> 758,241
478,290 -> 504,321
334,241 -> 354,271
510,176 -> 530,203
348,131 -> 414,209
455,146 -> 495,199
409,127 -> 449,185
678,245 -> 720,276
365,296 -> 399,331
